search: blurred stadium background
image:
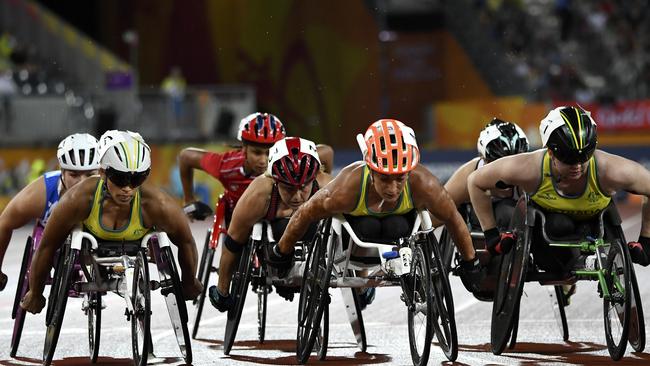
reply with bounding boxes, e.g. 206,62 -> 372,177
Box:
1,0 -> 649,210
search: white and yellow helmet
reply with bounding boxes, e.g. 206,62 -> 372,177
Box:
98,130 -> 151,173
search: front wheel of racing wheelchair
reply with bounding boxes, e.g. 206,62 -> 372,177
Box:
490,194 -> 644,361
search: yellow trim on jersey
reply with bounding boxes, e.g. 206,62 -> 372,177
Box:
531,152 -> 611,220
349,165 -> 414,217
83,178 -> 151,241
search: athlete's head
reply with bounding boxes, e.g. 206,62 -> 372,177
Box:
98,130 -> 151,205
477,118 -> 529,163
57,133 -> 100,189
358,119 -> 419,203
238,112 -> 286,176
540,106 -> 597,180
268,137 -> 320,209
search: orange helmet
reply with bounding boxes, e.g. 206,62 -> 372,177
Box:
358,119 -> 419,174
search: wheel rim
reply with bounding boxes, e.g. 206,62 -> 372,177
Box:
193,247 -> 215,339
132,251 -> 150,366
224,244 -> 254,354
407,246 -> 432,365
603,241 -> 630,360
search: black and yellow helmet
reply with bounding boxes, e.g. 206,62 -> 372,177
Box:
540,106 -> 597,164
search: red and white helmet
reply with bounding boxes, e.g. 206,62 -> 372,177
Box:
57,133 -> 100,171
357,119 -> 419,174
237,112 -> 286,145
268,137 -> 321,187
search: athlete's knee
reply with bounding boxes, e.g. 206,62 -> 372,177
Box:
224,234 -> 245,253
381,215 -> 410,240
545,213 -> 576,238
349,216 -> 381,240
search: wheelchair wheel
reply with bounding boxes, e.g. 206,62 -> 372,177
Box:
43,244 -> 78,366
491,198 -> 530,355
257,283 -> 268,343
342,285 -> 367,352
508,300 -> 520,349
603,240 -> 631,361
223,243 -> 254,355
628,268 -> 645,352
427,232 -> 458,361
10,236 -> 32,357
85,265 -> 102,363
131,248 -> 151,366
192,243 -> 215,339
315,302 -> 329,361
406,244 -> 434,366
438,228 -> 455,273
296,218 -> 333,364
551,286 -> 570,342
196,228 -> 212,288
157,246 -> 192,364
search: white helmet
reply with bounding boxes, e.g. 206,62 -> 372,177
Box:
57,133 -> 100,171
98,130 -> 151,173
477,119 -> 529,162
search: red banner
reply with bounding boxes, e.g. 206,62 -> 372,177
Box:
555,101 -> 650,132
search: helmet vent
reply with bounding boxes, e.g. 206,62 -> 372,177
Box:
112,146 -> 124,162
68,150 -> 76,166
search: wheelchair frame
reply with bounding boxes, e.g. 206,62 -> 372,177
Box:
42,227 -> 192,366
296,210 -> 458,365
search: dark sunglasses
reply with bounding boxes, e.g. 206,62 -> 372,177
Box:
106,167 -> 150,188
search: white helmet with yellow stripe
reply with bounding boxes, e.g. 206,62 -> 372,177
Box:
98,130 -> 151,173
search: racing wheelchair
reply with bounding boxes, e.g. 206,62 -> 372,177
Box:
488,194 -> 645,361
296,210 -> 458,366
192,195 -> 225,339
222,220 -> 330,357
11,222 -> 48,357
42,227 -> 192,366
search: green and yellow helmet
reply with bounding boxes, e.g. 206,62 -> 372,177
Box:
540,106 -> 597,164
98,130 -> 151,173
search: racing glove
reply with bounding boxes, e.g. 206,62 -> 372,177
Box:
628,236 -> 650,266
458,256 -> 486,293
485,228 -> 516,256
267,244 -> 294,278
183,201 -> 214,221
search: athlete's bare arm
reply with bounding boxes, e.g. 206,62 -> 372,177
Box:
21,177 -> 97,313
430,158 -> 480,228
595,150 -> 650,237
217,175 -> 274,294
410,165 -> 476,261
178,147 -> 207,204
468,150 -> 542,231
140,185 -> 201,299
0,177 -> 47,280
316,144 -> 334,174
277,163 -> 362,254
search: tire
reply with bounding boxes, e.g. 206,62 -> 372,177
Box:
406,245 -> 434,366
552,286 -> 570,342
131,249 -> 151,366
257,284 -> 268,344
296,218 -> 333,364
427,232 -> 458,361
43,245 -> 78,365
192,246 -> 215,339
603,240 -> 631,361
508,301 -> 520,349
158,246 -> 193,364
315,303 -> 329,361
628,268 -> 645,352
10,236 -> 32,357
438,229 -> 455,273
223,243 -> 254,355
86,262 -> 102,363
196,228 -> 212,287
491,197 -> 530,355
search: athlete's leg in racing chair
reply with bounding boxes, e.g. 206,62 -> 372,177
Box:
296,210 -> 458,365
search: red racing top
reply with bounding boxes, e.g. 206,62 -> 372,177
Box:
200,150 -> 255,214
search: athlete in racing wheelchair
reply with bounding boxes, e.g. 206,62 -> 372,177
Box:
208,136 -> 332,355
468,106 -> 649,360
273,119 -> 480,365
20,130 -> 202,365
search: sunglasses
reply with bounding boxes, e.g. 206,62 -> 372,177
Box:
105,167 -> 150,188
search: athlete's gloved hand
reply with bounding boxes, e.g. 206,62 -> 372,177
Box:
485,228 -> 516,256
183,201 -> 214,221
0,271 -> 7,291
457,256 -> 486,293
267,244 -> 294,278
628,236 -> 650,266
